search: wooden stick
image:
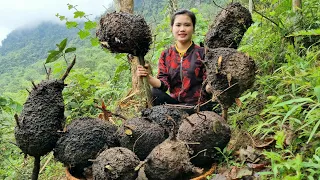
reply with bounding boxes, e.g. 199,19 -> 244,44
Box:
61,55 -> 76,81
31,81 -> 37,89
39,154 -> 53,174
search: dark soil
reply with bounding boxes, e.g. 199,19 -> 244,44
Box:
118,117 -> 166,160
205,2 -> 253,49
92,147 -> 140,180
178,111 -> 231,168
96,12 -> 152,57
14,80 -> 65,158
204,48 -> 256,109
54,117 -> 119,178
144,136 -> 202,180
141,105 -> 189,136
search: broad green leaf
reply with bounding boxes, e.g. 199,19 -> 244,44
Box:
65,47 -> 76,53
68,4 -> 73,10
78,30 -> 90,39
74,11 -> 85,18
275,98 -> 314,107
59,15 -> 66,21
287,28 -> 320,37
90,37 -> 99,46
66,21 -> 78,29
84,21 -> 97,30
46,50 -> 63,64
314,86 -> 320,102
58,38 -> 68,51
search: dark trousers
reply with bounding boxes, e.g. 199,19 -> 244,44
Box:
151,88 -> 220,114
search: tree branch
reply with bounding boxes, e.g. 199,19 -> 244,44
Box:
61,55 -> 76,81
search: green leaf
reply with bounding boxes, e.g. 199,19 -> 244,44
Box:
286,28 -> 320,37
59,15 -> 66,21
65,47 -> 76,53
90,37 -> 99,46
84,21 -> 97,30
0,97 -> 7,106
314,86 -> 320,102
46,50 -> 63,64
58,38 -> 68,51
74,11 -> 85,18
67,4 -> 73,10
274,130 -> 285,149
274,98 -> 314,107
78,30 -> 90,39
282,102 -> 307,125
307,119 -> 320,144
66,21 -> 78,29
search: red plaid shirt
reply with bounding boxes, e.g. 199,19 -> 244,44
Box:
157,42 -> 209,104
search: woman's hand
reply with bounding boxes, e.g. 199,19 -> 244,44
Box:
136,64 -> 150,77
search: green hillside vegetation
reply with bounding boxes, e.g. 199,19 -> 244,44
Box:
1,0 -> 320,179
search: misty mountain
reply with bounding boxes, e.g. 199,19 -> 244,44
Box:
0,22 -> 80,74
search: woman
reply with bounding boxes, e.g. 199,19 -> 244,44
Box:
137,9 -> 214,112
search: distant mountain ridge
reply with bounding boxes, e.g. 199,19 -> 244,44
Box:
0,22 -> 79,74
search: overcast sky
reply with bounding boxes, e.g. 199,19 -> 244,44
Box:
0,0 -> 113,45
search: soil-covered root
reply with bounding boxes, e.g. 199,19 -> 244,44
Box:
54,117 -> 119,178
118,117 -> 166,160
205,2 -> 253,49
204,48 -> 256,109
142,136 -> 203,180
96,12 -> 152,57
141,105 -> 189,135
178,111 -> 231,168
92,147 -> 140,180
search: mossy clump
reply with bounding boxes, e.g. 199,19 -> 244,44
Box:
54,117 -> 119,178
205,2 -> 253,49
178,111 -> 231,167
96,12 -> 152,57
92,147 -> 140,180
141,105 -> 189,135
204,48 -> 256,108
118,117 -> 166,160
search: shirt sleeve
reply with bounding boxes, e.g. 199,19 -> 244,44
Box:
157,51 -> 170,92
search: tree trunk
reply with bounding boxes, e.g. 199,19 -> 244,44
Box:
292,0 -> 302,12
114,0 -> 134,13
169,0 -> 178,16
114,0 -> 153,112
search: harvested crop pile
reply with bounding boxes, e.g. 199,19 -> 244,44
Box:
119,117 -> 166,160
54,117 -> 119,178
141,105 -> 189,135
92,147 -> 140,180
205,2 -> 253,49
142,127 -> 203,180
96,12 -> 152,57
204,48 -> 256,109
14,58 -> 75,180
178,111 -> 231,167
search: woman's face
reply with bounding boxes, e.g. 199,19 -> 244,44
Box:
171,14 -> 194,44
